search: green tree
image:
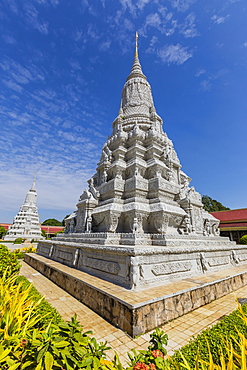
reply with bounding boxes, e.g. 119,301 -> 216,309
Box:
202,195 -> 230,213
42,218 -> 62,226
41,229 -> 47,238
0,225 -> 7,238
62,214 -> 70,226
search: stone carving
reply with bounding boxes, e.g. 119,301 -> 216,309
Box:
85,257 -> 120,275
130,256 -> 139,288
132,217 -> 138,234
73,248 -> 79,266
49,245 -> 54,258
238,254 -> 247,262
212,224 -> 220,236
183,215 -> 192,234
208,257 -> 229,266
69,218 -> 75,233
152,261 -> 192,276
153,213 -> 169,234
231,250 -> 239,265
88,178 -> 100,200
198,252 -> 208,272
105,213 -> 119,233
57,250 -> 73,262
101,170 -> 107,183
86,216 -> 92,233
203,219 -> 211,236
100,143 -> 112,164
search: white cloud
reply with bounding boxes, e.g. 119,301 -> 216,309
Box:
195,68 -> 206,77
2,79 -> 23,92
23,2 -> 49,34
119,0 -> 136,16
137,0 -> 151,11
179,12 -> 200,38
211,14 -> 230,25
2,34 -> 16,44
69,60 -> 81,70
170,0 -> 197,12
200,79 -> 212,92
145,12 -> 162,29
99,40 -> 112,51
157,44 -> 192,65
200,69 -> 229,92
146,36 -> 158,53
243,41 -> 247,48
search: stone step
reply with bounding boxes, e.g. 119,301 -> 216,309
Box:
25,253 -> 247,337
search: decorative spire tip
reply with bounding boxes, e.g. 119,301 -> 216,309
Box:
135,31 -> 139,58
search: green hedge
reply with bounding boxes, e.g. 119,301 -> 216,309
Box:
16,275 -> 62,327
0,244 -> 20,279
170,302 -> 247,368
239,235 -> 247,245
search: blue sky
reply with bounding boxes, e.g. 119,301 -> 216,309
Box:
0,0 -> 246,224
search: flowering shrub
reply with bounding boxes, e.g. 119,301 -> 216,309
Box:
125,328 -> 168,370
150,350 -> 164,359
13,246 -> 37,259
0,244 -> 20,278
0,274 -> 115,370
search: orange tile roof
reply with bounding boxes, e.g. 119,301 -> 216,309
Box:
0,223 -> 64,233
211,208 -> 247,222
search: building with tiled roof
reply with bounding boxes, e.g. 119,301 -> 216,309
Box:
211,208 -> 247,243
0,224 -> 64,238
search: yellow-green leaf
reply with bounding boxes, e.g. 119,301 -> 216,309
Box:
45,351 -> 54,370
0,348 -> 11,362
54,340 -> 70,348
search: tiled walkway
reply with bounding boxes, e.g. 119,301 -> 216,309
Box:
21,261 -> 247,365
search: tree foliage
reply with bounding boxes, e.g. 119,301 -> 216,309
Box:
202,195 -> 230,213
240,235 -> 247,245
0,244 -> 20,278
0,225 -> 7,238
62,214 -> 71,226
42,218 -> 62,226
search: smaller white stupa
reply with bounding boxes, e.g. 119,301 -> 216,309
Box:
5,176 -> 43,241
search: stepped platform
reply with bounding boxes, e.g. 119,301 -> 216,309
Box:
25,252 -> 247,337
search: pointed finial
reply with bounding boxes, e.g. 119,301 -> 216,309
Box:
135,31 -> 139,58
31,172 -> 37,191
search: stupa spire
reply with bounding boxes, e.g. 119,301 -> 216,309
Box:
30,173 -> 36,192
135,31 -> 138,58
119,33 -> 156,119
127,32 -> 146,81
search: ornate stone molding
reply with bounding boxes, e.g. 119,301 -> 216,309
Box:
85,257 -> 120,275
152,261 -> 192,276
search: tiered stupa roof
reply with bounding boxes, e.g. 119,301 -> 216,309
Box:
4,177 -> 43,241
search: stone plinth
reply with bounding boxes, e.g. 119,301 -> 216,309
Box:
25,253 -> 247,337
37,236 -> 247,290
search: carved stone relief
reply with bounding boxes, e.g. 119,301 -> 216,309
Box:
152,261 -> 192,276
208,257 -> 229,267
86,257 -> 120,275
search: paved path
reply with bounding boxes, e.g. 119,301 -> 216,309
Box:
20,261 -> 247,365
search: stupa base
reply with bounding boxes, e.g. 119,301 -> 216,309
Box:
35,233 -> 247,290
25,252 -> 247,337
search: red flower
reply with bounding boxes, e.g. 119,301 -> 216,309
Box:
20,339 -> 28,347
151,350 -> 164,358
148,363 -> 157,370
133,362 -> 150,370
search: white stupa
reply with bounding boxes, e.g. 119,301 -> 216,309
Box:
5,177 -> 43,241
